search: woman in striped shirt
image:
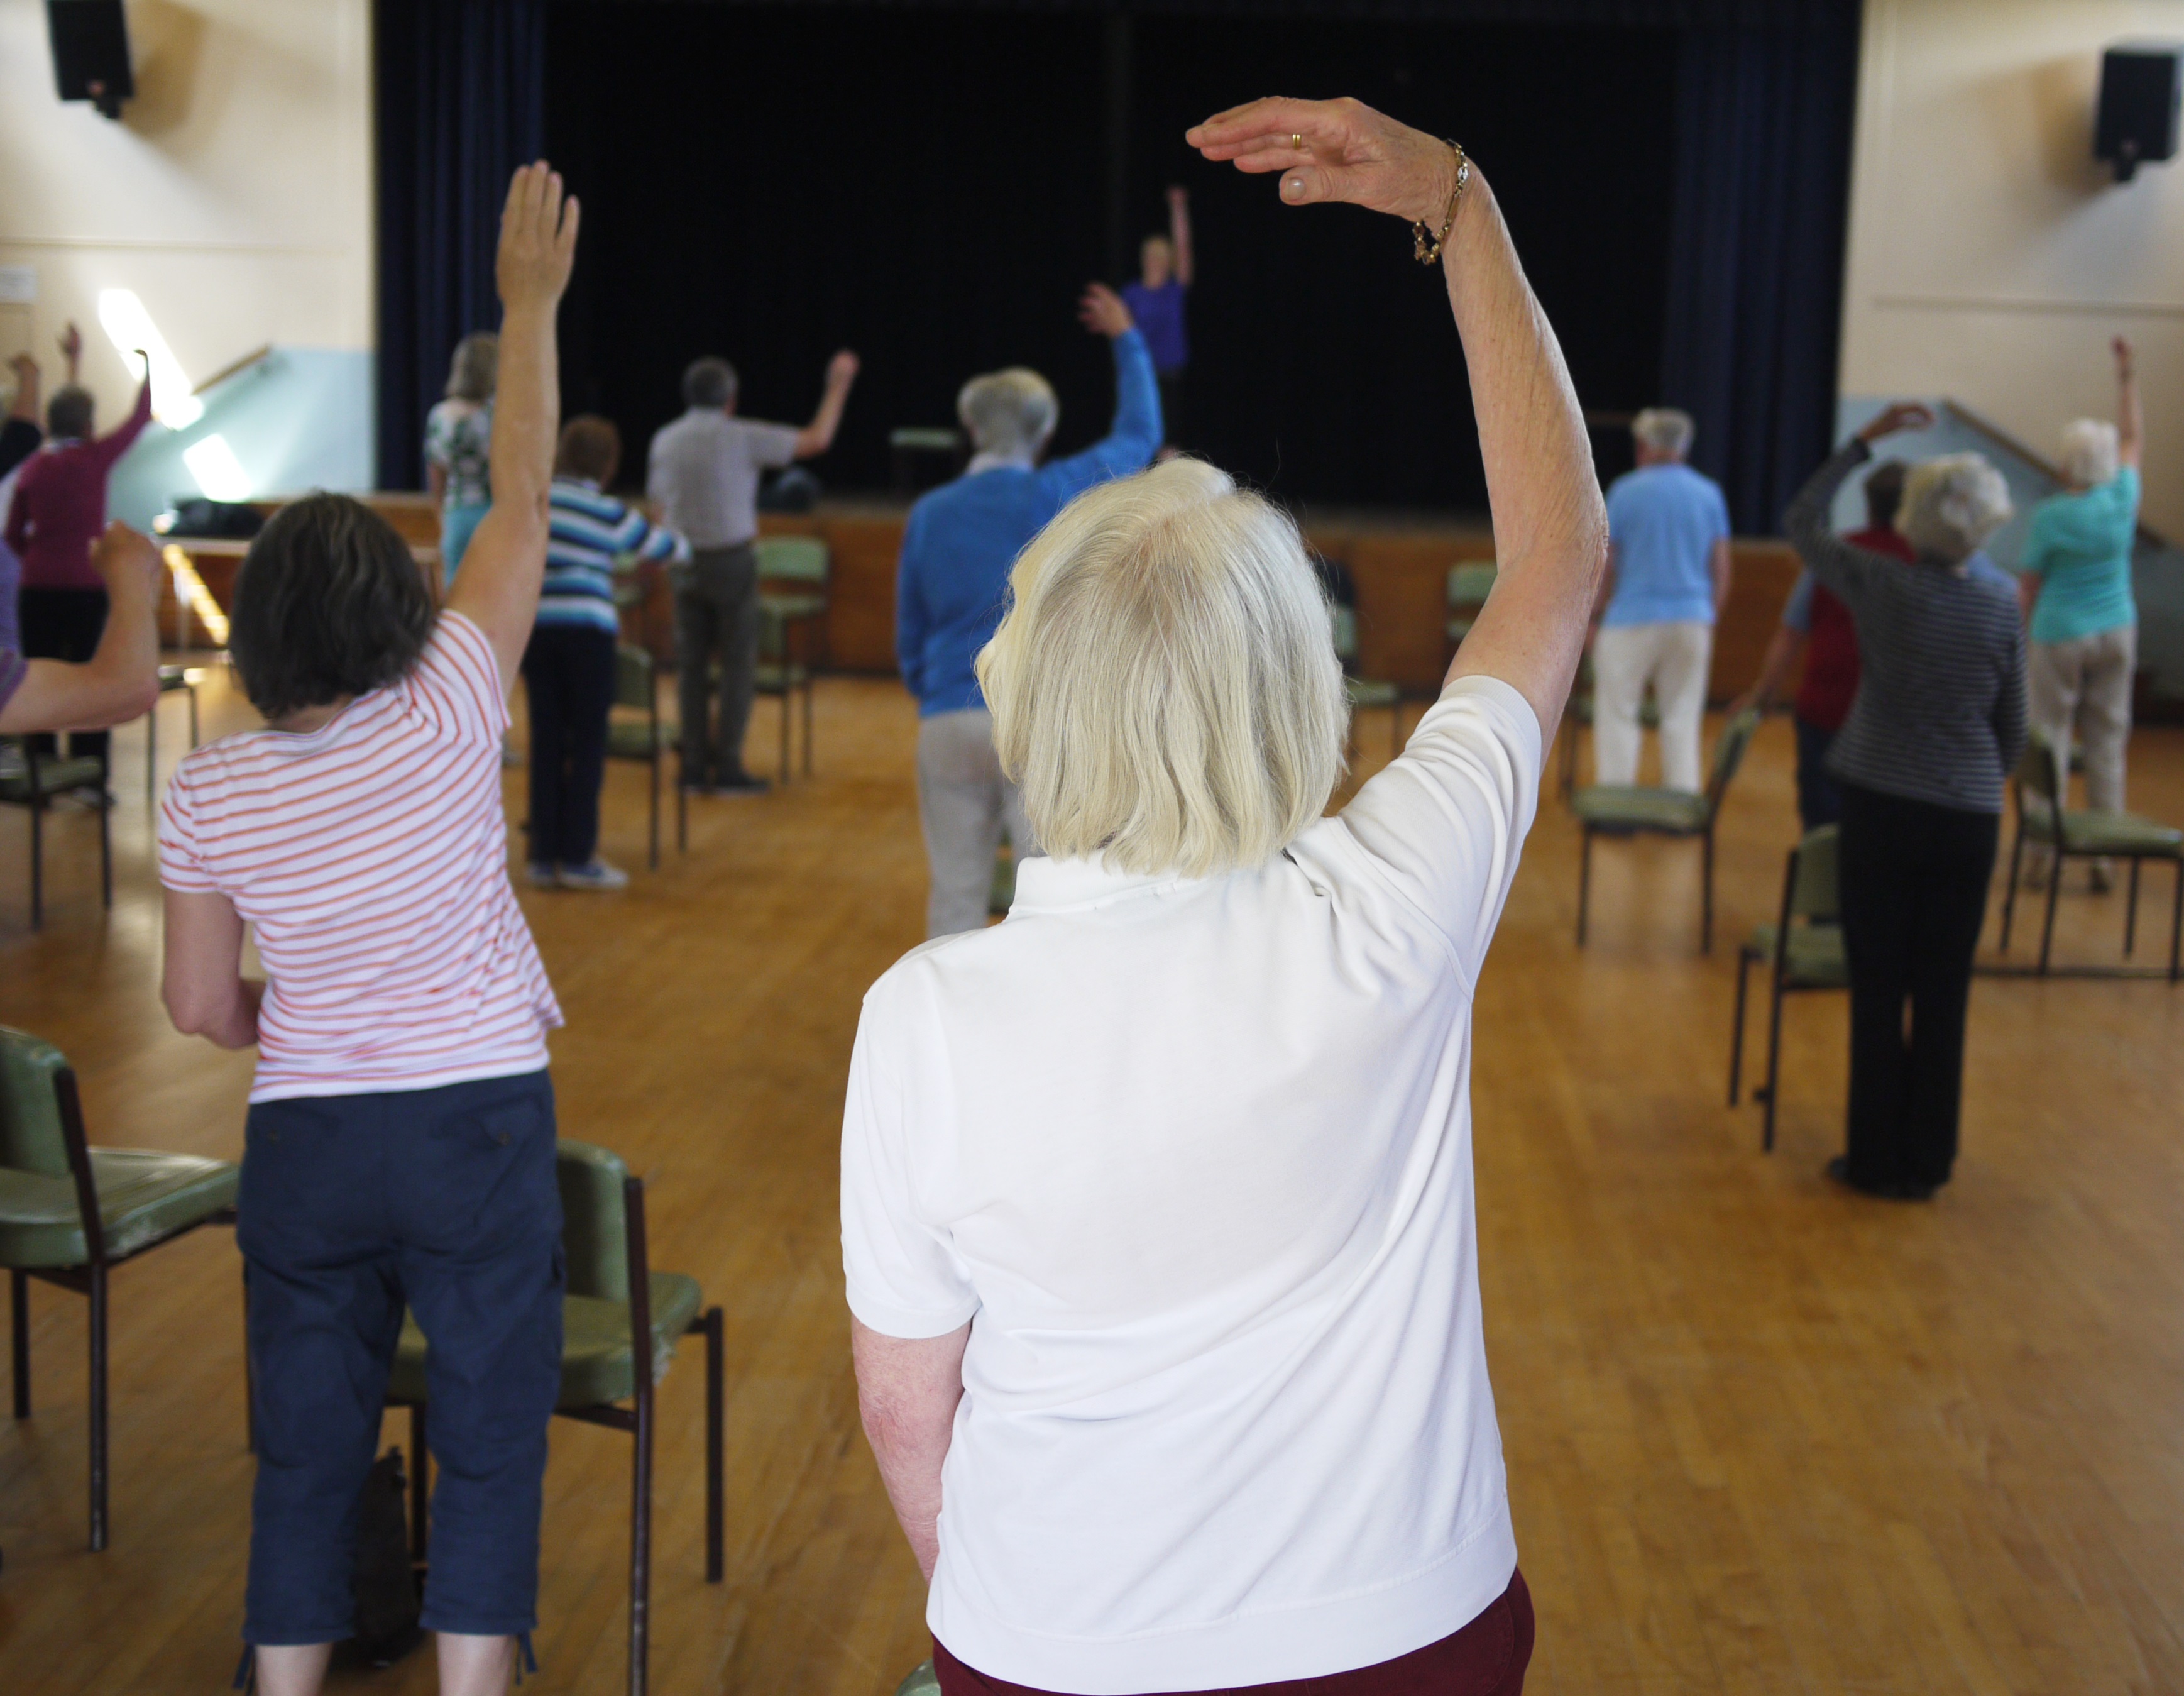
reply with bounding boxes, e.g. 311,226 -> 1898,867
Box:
160,163 -> 579,1696
1784,402 -> 2027,1203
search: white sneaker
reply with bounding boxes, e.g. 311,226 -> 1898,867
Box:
525,862 -> 559,888
557,859 -> 630,891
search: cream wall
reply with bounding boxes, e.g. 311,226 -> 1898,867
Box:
0,0 -> 372,451
1841,0 -> 2184,538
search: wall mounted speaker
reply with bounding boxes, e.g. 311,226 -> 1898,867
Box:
46,0 -> 133,121
2096,43 -> 2183,183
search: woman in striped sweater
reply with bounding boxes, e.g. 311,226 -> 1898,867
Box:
1784,402 -> 2027,1202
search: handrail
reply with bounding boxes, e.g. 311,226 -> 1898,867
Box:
190,344 -> 272,396
1941,398 -> 2173,551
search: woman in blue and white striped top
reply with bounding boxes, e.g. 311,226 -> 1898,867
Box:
525,415 -> 688,890
1785,401 -> 2027,1203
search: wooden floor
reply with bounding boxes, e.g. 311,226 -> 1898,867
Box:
4,663 -> 2183,1694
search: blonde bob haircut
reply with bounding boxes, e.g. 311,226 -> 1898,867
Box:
977,458 -> 1349,879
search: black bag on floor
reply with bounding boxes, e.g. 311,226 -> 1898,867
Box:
343,1447 -> 424,1668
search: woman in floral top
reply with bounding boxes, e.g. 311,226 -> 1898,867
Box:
425,331 -> 497,583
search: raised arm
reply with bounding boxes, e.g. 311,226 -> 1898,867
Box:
446,162 -> 579,690
1193,97 -> 1603,739
0,522 -> 162,734
1168,184 -> 1195,287
1784,402 -> 1933,603
2114,336 -> 2141,470
90,360 -> 154,471
1040,285 -> 1162,495
793,350 -> 860,460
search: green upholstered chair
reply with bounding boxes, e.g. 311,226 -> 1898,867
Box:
0,742 -> 111,930
0,1026 -> 239,1550
754,535 -> 829,784
888,426 -> 966,495
1332,603 -> 1405,761
1999,737 -> 2183,979
1729,826 -> 1848,1152
387,1139 -> 723,1696
1556,652 -> 1662,799
606,643 -> 682,870
1571,707 -> 1760,953
145,664 -> 204,806
895,1659 -> 942,1696
1445,561 -> 1497,649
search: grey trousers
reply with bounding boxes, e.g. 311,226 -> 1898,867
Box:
674,544 -> 761,784
918,708 -> 1038,939
2028,623 -> 2136,813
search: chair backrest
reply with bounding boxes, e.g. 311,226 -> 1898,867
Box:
613,644 -> 656,714
0,1027 -> 72,1178
1704,708 -> 1762,817
557,1138 -> 634,1302
1786,824 -> 1840,925
754,534 -> 830,586
2015,735 -> 2065,807
1446,562 -> 1497,609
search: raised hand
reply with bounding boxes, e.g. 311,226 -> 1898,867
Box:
1078,282 -> 1134,339
58,321 -> 82,370
828,349 -> 861,390
1858,401 -> 1936,442
496,161 -> 579,316
2114,336 -> 2135,379
1188,96 -> 1456,226
90,521 -> 163,608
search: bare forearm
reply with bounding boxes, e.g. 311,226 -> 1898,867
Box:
796,386 -> 851,460
488,300 -> 556,525
1712,540 -> 1733,617
196,979 -> 264,1049
2119,369 -> 2143,463
852,1318 -> 967,1583
1748,627 -> 1802,706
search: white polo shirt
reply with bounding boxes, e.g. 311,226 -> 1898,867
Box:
842,675 -> 1542,1693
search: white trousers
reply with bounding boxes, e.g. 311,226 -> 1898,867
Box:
2028,624 -> 2136,814
917,708 -> 1039,939
1592,620 -> 1713,792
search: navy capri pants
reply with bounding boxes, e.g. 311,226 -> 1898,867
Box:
237,1069 -> 564,1646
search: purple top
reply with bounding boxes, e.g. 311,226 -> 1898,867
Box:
0,644 -> 25,719
1121,279 -> 1188,375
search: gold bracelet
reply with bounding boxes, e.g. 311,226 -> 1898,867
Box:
1412,140 -> 1471,265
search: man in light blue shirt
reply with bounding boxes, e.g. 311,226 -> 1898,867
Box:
897,283 -> 1161,936
1591,407 -> 1732,791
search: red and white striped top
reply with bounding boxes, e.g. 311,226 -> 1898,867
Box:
159,612 -> 562,1102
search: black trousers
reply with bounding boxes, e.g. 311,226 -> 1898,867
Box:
520,624 -> 617,869
673,544 -> 761,786
1836,782 -> 1999,1190
18,586 -> 111,761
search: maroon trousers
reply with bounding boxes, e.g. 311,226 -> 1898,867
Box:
935,1569 -> 1533,1696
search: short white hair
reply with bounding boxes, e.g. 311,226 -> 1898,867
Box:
958,368 -> 1058,458
977,458 -> 1349,878
1632,407 -> 1695,458
2060,417 -> 2119,488
1900,453 -> 2013,565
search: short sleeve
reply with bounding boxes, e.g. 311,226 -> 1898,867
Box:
743,421 -> 803,473
403,612 -> 510,746
1781,571 -> 1816,632
1336,674 -> 1543,982
423,406 -> 450,468
840,999 -> 981,1340
156,761 -> 218,893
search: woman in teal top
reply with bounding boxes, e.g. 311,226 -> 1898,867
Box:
2018,337 -> 2141,889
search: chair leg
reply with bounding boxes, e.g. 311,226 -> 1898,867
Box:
188,686 -> 199,747
703,1306 -> 724,1583
676,751 -> 688,855
410,1406 -> 429,1565
88,1260 -> 108,1551
777,690 -> 791,788
648,751 -> 661,873
629,1377 -> 655,1696
1576,830 -> 1592,946
2126,857 -> 2141,957
2039,846 -> 2064,975
1761,979 -> 1787,1154
99,787 -> 112,910
2170,859 -> 2182,984
146,697 -> 158,809
1701,829 -> 1715,954
1729,950 -> 1751,1106
803,675 -> 814,777
31,798 -> 43,931
2000,824 -> 2023,952
11,1269 -> 28,1418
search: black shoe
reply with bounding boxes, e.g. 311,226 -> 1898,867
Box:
715,772 -> 771,796
1824,1155 -> 1935,1202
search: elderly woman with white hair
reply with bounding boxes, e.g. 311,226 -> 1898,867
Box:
847,96 -> 1607,1696
1785,405 -> 2028,1202
2017,336 -> 2143,889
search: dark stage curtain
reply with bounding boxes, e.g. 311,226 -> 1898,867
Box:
375,0 -> 546,492
1660,13 -> 1863,533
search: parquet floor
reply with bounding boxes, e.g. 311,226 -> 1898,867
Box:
2,659 -> 2181,1693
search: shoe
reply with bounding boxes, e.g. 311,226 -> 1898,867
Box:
2089,859 -> 2114,895
502,739 -> 523,770
715,772 -> 771,796
525,862 -> 559,888
678,777 -> 716,798
1824,1155 -> 1934,1202
556,859 -> 630,891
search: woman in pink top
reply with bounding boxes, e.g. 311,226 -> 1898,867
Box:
160,165 -> 579,1696
5,350 -> 152,763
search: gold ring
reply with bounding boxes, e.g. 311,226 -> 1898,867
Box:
1291,132 -> 1304,150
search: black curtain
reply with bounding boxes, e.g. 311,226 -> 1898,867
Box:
375,0 -> 546,491
1661,13 -> 1862,532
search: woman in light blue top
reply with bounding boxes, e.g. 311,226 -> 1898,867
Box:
2018,336 -> 2141,886
425,331 -> 497,583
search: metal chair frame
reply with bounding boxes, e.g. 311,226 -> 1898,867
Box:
145,666 -> 202,805
608,644 -> 682,871
1728,828 -> 1845,1152
1,741 -> 111,930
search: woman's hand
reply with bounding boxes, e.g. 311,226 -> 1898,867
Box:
1857,401 -> 1935,443
826,349 -> 861,390
1188,96 -> 1456,225
495,161 -> 579,317
1078,282 -> 1134,338
90,521 -> 163,608
2114,336 -> 2135,380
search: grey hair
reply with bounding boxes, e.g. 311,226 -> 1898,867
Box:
683,357 -> 738,410
1632,407 -> 1696,458
1900,453 -> 2013,565
2060,418 -> 2119,489
444,332 -> 498,402
977,457 -> 1349,878
958,368 -> 1058,458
